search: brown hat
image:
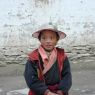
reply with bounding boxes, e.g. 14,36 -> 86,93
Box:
32,22 -> 66,39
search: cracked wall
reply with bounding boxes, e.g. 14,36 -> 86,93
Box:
0,0 -> 95,65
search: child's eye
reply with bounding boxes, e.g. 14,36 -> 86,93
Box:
50,37 -> 53,39
42,37 -> 45,39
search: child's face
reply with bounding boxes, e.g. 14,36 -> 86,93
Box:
39,30 -> 58,52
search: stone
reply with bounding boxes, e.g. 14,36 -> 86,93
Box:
0,61 -> 7,67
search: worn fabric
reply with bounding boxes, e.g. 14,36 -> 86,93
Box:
38,45 -> 57,74
24,48 -> 72,95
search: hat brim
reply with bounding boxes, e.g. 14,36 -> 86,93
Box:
32,29 -> 66,40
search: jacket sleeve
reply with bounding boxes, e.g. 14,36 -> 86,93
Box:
24,60 -> 48,95
57,57 -> 72,92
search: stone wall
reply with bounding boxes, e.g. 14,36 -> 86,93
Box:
0,0 -> 95,66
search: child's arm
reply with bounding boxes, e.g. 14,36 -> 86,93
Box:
57,57 -> 72,93
24,60 -> 48,95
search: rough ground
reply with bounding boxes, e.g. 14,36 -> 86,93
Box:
0,58 -> 95,95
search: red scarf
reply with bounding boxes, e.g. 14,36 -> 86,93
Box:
38,46 -> 57,74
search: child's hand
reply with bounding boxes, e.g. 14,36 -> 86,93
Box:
56,90 -> 63,95
47,91 -> 59,95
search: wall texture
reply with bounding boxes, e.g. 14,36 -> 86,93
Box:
0,0 -> 95,65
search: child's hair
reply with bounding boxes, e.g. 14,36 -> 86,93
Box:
38,30 -> 60,41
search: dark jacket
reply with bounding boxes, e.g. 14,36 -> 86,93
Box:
24,48 -> 72,95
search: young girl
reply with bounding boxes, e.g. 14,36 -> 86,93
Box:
24,23 -> 72,95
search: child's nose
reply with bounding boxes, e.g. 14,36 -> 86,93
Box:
46,38 -> 52,42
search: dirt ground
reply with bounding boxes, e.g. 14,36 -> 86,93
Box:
0,59 -> 95,95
